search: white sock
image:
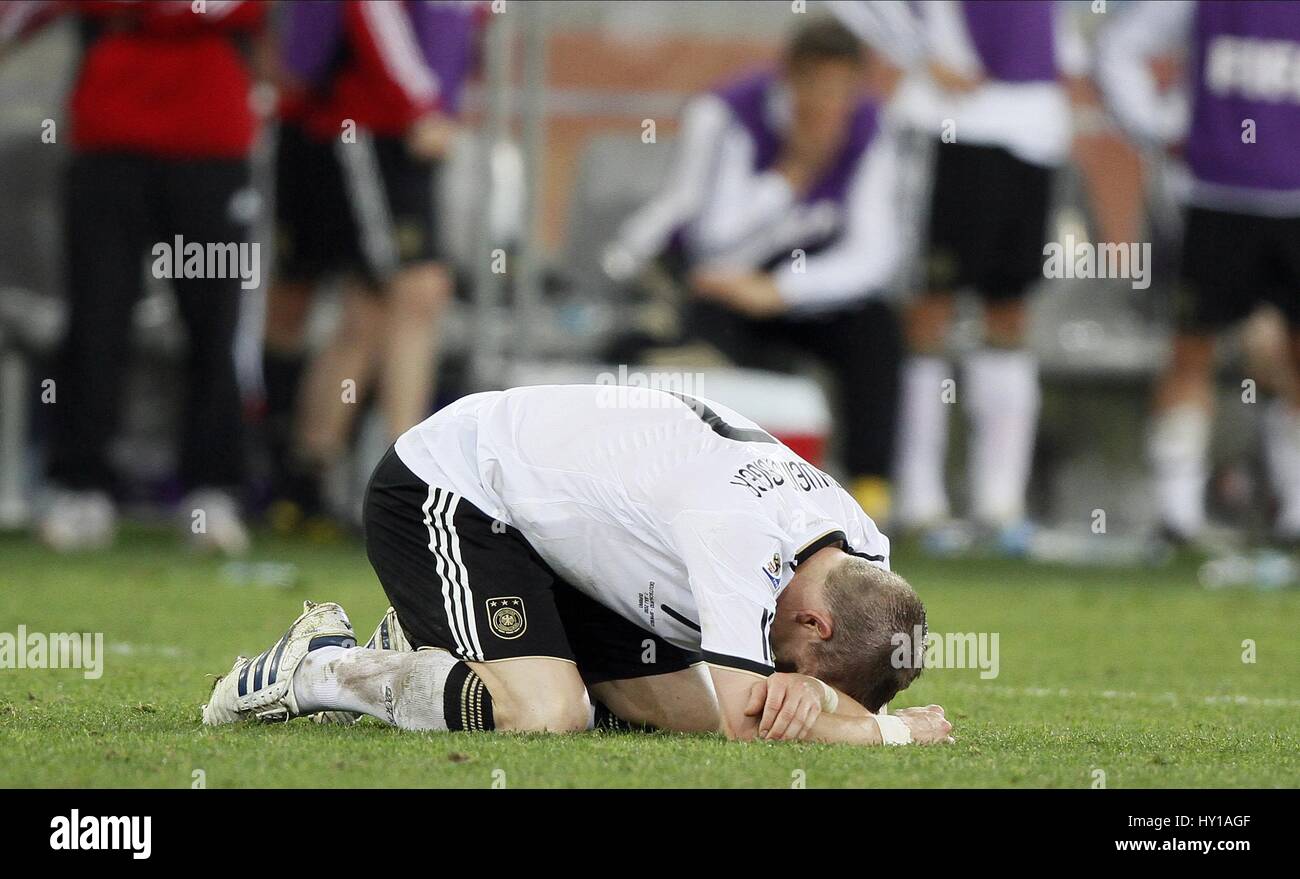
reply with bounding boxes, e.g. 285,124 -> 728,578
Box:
1263,401 -> 1300,538
1148,403 -> 1210,538
964,348 -> 1040,526
895,355 -> 953,526
292,646 -> 461,730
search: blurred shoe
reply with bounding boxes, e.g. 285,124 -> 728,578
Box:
265,497 -> 306,535
920,519 -> 977,558
266,499 -> 349,544
892,493 -> 951,535
1199,549 -> 1297,591
182,489 -> 250,556
920,519 -> 1037,559
1273,508 -> 1300,549
38,489 -> 117,552
301,514 -> 348,544
990,520 -> 1037,558
850,476 -> 893,524
1027,526 -> 1172,567
1155,521 -> 1242,557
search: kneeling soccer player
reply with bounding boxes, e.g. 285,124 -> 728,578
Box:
203,385 -> 952,745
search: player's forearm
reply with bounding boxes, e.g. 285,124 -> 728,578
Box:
719,707 -> 874,744
803,711 -> 886,746
821,682 -> 871,717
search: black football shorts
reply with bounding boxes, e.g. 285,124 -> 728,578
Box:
924,140 -> 1053,300
362,446 -> 701,684
274,122 -> 440,288
1176,206 -> 1300,331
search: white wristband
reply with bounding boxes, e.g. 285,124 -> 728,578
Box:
874,713 -> 912,746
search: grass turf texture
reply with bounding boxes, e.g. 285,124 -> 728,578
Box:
1,528 -> 1297,788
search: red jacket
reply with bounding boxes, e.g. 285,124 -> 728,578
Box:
278,0 -> 440,141
6,0 -> 266,158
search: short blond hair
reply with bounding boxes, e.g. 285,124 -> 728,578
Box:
811,558 -> 926,712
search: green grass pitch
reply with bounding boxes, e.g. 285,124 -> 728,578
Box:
2,529 -> 1297,788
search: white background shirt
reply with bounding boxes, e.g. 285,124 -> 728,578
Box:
843,0 -> 1085,168
612,89 -> 906,315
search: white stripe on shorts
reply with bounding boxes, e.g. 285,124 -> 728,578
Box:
335,131 -> 400,280
442,493 -> 484,659
421,487 -> 482,661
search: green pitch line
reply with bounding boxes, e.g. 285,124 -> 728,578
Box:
0,529 -> 1296,788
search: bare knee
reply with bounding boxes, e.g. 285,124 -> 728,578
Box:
984,299 -> 1028,348
471,659 -> 590,734
265,281 -> 313,351
1156,333 -> 1216,409
502,694 -> 591,734
389,264 -> 452,324
338,287 -> 388,349
907,295 -> 954,354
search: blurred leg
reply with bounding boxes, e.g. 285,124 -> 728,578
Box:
334,131 -> 449,440
895,293 -> 955,527
961,143 -> 1050,530
984,297 -> 1029,349
1149,333 -> 1215,538
47,153 -> 152,492
964,298 -> 1040,527
378,261 -> 451,439
163,159 -> 251,493
1260,292 -> 1300,539
263,280 -> 313,359
1149,205 -> 1260,540
1292,331 -> 1300,399
796,301 -> 901,521
263,279 -> 314,499
296,281 -> 385,467
687,297 -> 765,365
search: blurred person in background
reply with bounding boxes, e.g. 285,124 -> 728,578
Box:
263,0 -> 480,535
883,0 -> 1086,553
1097,0 -> 1300,547
603,17 -> 905,523
1,0 -> 267,554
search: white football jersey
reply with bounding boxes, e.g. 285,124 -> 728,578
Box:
394,385 -> 890,675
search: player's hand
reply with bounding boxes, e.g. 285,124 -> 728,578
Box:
893,704 -> 955,745
690,270 -> 787,318
406,112 -> 458,161
744,673 -> 826,741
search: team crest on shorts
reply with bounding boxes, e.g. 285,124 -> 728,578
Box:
487,597 -> 527,639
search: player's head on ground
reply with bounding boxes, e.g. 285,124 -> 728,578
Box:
781,16 -> 865,153
772,549 -> 925,712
